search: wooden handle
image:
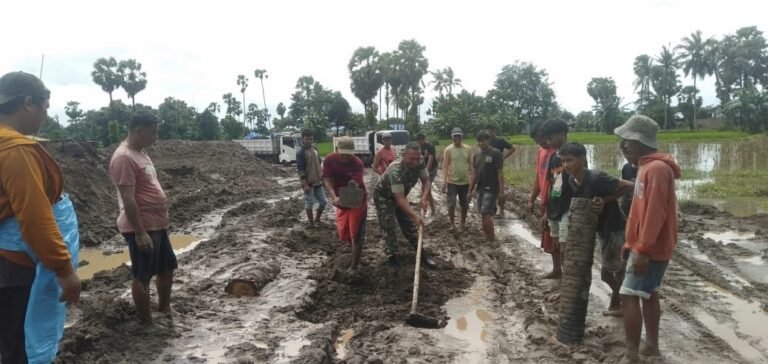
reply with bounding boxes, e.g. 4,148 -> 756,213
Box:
410,212 -> 424,315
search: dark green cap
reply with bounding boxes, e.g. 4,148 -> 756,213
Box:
0,71 -> 50,105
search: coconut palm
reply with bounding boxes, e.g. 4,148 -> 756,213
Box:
237,74 -> 248,125
676,30 -> 714,128
632,55 -> 653,109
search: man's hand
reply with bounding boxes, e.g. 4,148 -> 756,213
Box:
632,253 -> 650,276
57,272 -> 81,304
413,214 -> 424,227
441,184 -> 447,194
303,183 -> 311,193
136,232 -> 154,253
541,215 -> 549,231
527,199 -> 536,215
498,190 -> 505,202
469,189 -> 476,201
592,196 -> 605,211
420,197 -> 429,213
331,195 -> 340,206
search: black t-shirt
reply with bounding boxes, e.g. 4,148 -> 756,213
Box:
490,138 -> 513,153
620,163 -> 638,219
420,142 -> 438,173
568,169 -> 623,235
546,153 -> 573,220
474,147 -> 504,193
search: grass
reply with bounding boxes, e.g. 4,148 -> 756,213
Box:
316,142 -> 333,156
696,170 -> 768,198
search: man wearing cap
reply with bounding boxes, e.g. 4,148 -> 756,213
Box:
0,71 -> 80,363
485,123 -> 516,217
441,128 -> 473,231
372,132 -> 396,175
323,137 -> 367,272
614,115 -> 681,363
374,142 -> 437,270
415,133 -> 438,216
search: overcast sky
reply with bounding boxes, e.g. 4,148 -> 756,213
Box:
3,0 -> 767,124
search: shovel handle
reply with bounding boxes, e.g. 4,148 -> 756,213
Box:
410,211 -> 424,315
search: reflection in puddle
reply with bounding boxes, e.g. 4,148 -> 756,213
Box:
77,234 -> 201,279
442,278 -> 493,364
334,329 -> 354,359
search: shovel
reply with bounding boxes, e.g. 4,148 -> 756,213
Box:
405,212 -> 441,329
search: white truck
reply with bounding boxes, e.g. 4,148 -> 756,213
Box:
234,132 -> 301,165
332,130 -> 410,166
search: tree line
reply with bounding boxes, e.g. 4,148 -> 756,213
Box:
40,26 -> 767,145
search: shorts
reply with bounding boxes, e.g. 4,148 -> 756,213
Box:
446,184 -> 469,209
547,211 -> 570,243
477,190 -> 498,215
336,206 -> 367,245
304,185 -> 328,209
620,251 -> 669,299
598,231 -> 625,272
123,230 -> 178,281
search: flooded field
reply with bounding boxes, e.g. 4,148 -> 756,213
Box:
506,137 -> 768,216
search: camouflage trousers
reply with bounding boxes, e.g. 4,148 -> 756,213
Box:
373,190 -> 418,256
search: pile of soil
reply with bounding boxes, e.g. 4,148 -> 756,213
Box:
43,140 -> 284,246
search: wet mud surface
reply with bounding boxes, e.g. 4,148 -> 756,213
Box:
54,160 -> 768,363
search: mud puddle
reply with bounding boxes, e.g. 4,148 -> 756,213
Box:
334,329 -> 354,360
439,278 -> 495,363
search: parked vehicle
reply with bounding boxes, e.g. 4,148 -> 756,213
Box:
234,132 -> 301,165
333,130 -> 410,166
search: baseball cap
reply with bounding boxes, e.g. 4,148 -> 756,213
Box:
0,72 -> 51,105
614,114 -> 659,149
451,127 -> 463,137
381,132 -> 392,139
337,136 -> 355,155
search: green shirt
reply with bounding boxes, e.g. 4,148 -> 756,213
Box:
443,144 -> 472,185
375,159 -> 428,199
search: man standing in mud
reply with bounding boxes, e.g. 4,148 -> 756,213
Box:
0,71 -> 80,363
486,124 -> 515,217
614,115 -> 681,363
542,119 -> 573,264
372,132 -> 396,175
441,127 -> 473,231
323,137 -> 367,272
374,143 -> 437,270
416,133 -> 438,217
109,111 -> 177,324
296,128 -> 327,227
469,130 -> 504,242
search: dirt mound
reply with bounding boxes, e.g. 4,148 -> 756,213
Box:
43,140 -> 284,246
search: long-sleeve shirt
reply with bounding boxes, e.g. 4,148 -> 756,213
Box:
0,125 -> 73,277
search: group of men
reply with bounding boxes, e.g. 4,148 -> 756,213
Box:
297,125 -> 519,273
0,72 -> 175,363
528,116 -> 680,363
0,70 -> 680,364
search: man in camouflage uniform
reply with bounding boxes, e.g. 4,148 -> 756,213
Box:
374,142 -> 437,270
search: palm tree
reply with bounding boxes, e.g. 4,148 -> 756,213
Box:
676,30 -> 714,128
117,59 -> 147,109
348,46 -> 384,130
443,67 -> 462,96
253,69 -> 268,128
397,39 -> 429,131
430,69 -> 446,97
91,57 -> 122,107
237,75 -> 248,125
632,55 -> 653,109
652,46 -> 680,129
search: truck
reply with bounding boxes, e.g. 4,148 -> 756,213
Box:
233,132 -> 301,165
332,130 -> 410,166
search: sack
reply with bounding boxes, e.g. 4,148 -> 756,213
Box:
338,181 -> 364,209
0,194 -> 79,364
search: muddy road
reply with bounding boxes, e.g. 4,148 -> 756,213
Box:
56,157 -> 768,363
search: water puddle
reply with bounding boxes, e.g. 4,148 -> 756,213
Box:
506,219 -> 540,247
441,278 -> 493,363
78,234 -> 202,279
274,335 -> 310,363
704,231 -> 757,244
334,329 -> 354,359
739,256 -> 765,266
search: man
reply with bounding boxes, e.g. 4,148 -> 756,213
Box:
619,140 -> 638,220
296,128 -> 327,227
0,71 -> 80,364
323,137 -> 367,272
541,119 -> 573,262
441,128 -> 473,231
372,132 -> 396,175
526,120 -> 561,279
614,115 -> 681,363
109,111 -> 177,324
486,123 -> 515,217
374,143 -> 437,270
469,131 -> 504,242
559,142 -> 634,317
415,133 -> 438,216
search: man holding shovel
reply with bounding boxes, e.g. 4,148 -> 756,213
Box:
323,137 -> 367,272
374,143 -> 437,271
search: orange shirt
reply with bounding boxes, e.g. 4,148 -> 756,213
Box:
374,147 -> 397,175
0,125 -> 73,277
624,153 -> 681,261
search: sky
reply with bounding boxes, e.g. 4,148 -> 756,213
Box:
3,0 -> 767,124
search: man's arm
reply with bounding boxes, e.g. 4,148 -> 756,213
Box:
497,153 -> 505,198
372,150 -> 382,175
634,166 -> 672,255
394,192 -> 420,225
323,177 -> 337,205
426,153 -> 435,173
503,144 -> 516,160
441,148 -> 451,190
117,185 -> 154,253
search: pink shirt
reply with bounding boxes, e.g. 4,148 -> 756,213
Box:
109,142 -> 170,233
374,147 -> 397,175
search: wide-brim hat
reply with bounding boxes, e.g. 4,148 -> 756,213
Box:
614,114 -> 659,149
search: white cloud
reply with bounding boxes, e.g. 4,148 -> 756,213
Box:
4,0 -> 767,123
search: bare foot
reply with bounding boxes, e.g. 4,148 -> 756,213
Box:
602,308 -> 623,317
618,353 -> 641,364
640,344 -> 661,357
543,271 -> 562,279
